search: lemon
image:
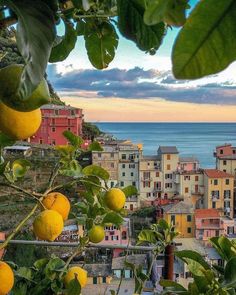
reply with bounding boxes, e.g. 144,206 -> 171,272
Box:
0,64 -> 50,112
88,225 -> 105,243
64,266 -> 87,288
0,102 -> 41,140
104,188 -> 126,211
0,261 -> 14,295
43,192 -> 71,221
33,210 -> 64,242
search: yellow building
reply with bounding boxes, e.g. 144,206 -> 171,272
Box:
162,201 -> 195,238
203,169 -> 234,218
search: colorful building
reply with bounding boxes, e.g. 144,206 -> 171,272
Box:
31,104 -> 83,145
203,169 -> 234,218
162,201 -> 195,238
195,209 -> 234,241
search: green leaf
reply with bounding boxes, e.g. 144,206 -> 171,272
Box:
33,258 -> 49,270
82,165 -> 110,181
84,20 -> 119,69
88,141 -> 103,152
163,0 -> 188,27
103,212 -> 124,226
175,250 -> 210,271
117,0 -> 166,54
12,159 -> 31,178
172,0 -> 236,79
50,20 -> 77,62
144,0 -> 168,26
137,229 -> 156,245
16,267 -> 32,281
0,132 -> 15,148
210,236 -> 236,261
122,185 -> 138,197
223,257 -> 236,288
45,257 -> 66,279
67,278 -> 81,295
4,0 -> 55,100
60,160 -> 82,177
160,279 -> 188,293
110,290 -> 116,295
55,145 -> 76,157
63,131 -> 84,148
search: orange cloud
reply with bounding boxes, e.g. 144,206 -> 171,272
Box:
62,96 -> 236,122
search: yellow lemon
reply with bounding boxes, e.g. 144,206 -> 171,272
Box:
0,102 -> 41,140
0,261 -> 14,295
33,210 -> 64,242
88,225 -> 105,243
104,188 -> 126,211
0,64 -> 50,112
64,266 -> 87,288
42,192 -> 71,221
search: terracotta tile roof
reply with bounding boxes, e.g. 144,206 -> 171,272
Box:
162,201 -> 193,214
204,169 -> 234,178
195,209 -> 220,219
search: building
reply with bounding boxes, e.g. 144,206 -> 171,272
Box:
139,155 -> 162,206
203,169 -> 234,218
214,144 -> 236,176
195,209 -> 234,241
162,201 -> 195,238
31,104 -> 83,145
178,157 -> 200,172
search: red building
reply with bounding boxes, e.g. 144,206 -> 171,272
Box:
31,104 -> 84,145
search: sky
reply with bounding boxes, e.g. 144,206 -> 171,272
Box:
47,0 -> 236,122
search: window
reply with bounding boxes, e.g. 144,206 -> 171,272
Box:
122,164 -> 125,168
52,140 -> 56,145
185,187 -> 189,193
187,215 -> 192,222
68,119 -> 71,126
165,174 -> 172,179
211,190 -> 220,199
195,175 -> 199,181
54,109 -> 59,115
187,227 -> 192,234
122,172 -> 125,177
143,181 -> 150,188
98,153 -> 101,158
105,236 -> 109,241
167,154 -> 171,160
171,215 -> 175,225
165,183 -> 172,188
143,172 -> 150,180
110,153 -> 114,158
131,172 -> 134,177
223,160 -> 227,166
214,179 -> 218,185
224,190 -> 231,198
68,127 -> 71,131
212,201 -> 216,208
184,175 -> 190,181
120,181 -> 124,187
226,179 -> 230,185
129,164 -> 135,168
39,139 -> 43,144
220,149 -> 223,154
132,181 -> 136,186
52,127 -> 55,132
111,162 -> 114,168
156,172 -> 159,177
71,110 -> 75,115
166,164 -> 171,170
122,154 -> 126,160
111,182 -> 114,187
147,192 -> 151,198
102,277 -> 106,283
52,118 -> 55,125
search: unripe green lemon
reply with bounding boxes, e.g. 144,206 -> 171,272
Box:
88,225 -> 105,243
0,64 -> 50,112
104,188 -> 126,211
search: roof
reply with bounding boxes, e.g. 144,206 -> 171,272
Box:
72,264 -> 112,277
162,201 -> 193,214
158,146 -> 179,154
112,254 -> 147,270
216,143 -> 232,148
142,155 -> 160,161
4,145 -> 31,151
195,209 -> 220,219
204,169 -> 234,178
179,157 -> 199,163
41,104 -> 81,110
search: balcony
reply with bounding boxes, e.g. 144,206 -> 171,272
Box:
141,177 -> 153,181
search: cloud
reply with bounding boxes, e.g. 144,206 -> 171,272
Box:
47,64 -> 236,105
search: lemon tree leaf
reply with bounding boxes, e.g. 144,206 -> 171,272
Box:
175,250 -> 210,270
82,165 -> 110,181
160,280 -> 188,293
84,20 -> 119,69
103,212 -> 124,226
67,278 -> 81,295
4,0 -> 55,100
88,141 -> 103,152
122,185 -> 138,197
0,132 -> 15,148
223,257 -> 236,287
16,267 -> 32,281
172,0 -> 236,79
63,130 -> 84,148
137,229 -> 156,245
50,20 -> 77,62
117,0 -> 166,54
144,0 -> 168,26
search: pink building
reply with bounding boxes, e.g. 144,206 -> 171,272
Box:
103,219 -> 130,258
195,209 -> 234,241
30,104 -> 84,145
214,144 -> 236,158
178,157 -> 199,171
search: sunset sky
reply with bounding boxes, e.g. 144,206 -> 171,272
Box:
47,0 -> 236,122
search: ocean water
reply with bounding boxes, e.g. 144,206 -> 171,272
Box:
95,123 -> 236,168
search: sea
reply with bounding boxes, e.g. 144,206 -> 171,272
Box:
95,123 -> 236,168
